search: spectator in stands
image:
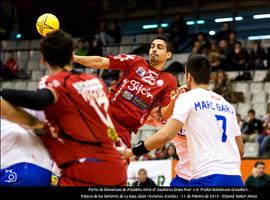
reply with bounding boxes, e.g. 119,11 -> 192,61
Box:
263,47 -> 270,81
245,161 -> 270,186
108,21 -> 121,44
228,31 -> 238,50
236,113 -> 245,133
154,145 -> 166,160
87,39 -> 104,76
157,27 -> 170,39
230,41 -> 249,71
195,32 -> 210,53
88,39 -> 103,56
249,40 -> 267,70
217,39 -> 231,70
75,39 -> 88,56
157,27 -> 165,35
1,50 -> 18,80
95,21 -> 114,45
74,39 -> 89,68
101,69 -> 120,86
164,144 -> 179,160
213,70 -> 234,102
207,41 -> 222,71
216,22 -> 232,42
257,113 -> 270,157
242,109 -> 263,143
132,168 -> 157,187
169,13 -> 188,52
191,41 -> 203,54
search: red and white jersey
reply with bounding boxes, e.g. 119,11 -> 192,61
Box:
172,132 -> 191,181
171,88 -> 241,179
108,54 -> 177,145
38,70 -> 124,167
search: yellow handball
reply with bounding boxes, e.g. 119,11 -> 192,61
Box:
36,13 -> 60,37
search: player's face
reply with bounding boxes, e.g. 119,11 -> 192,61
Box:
149,39 -> 172,67
138,170 -> 147,182
256,164 -> 265,176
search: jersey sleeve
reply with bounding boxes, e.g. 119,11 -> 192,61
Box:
158,77 -> 178,107
108,54 -> 140,71
170,93 -> 192,124
38,75 -> 55,90
38,75 -> 61,102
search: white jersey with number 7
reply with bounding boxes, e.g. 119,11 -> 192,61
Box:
171,88 -> 241,179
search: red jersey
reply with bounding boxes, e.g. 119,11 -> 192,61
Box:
108,54 -> 177,145
38,70 -> 123,167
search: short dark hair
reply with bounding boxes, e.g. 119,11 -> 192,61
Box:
235,41 -> 242,46
186,54 -> 211,85
40,30 -> 74,68
150,35 -> 173,53
138,168 -> 147,174
248,109 -> 255,115
255,161 -> 265,168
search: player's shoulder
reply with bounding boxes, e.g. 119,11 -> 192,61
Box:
208,90 -> 224,99
38,71 -> 70,89
175,90 -> 192,103
208,90 -> 235,109
161,73 -> 177,88
112,54 -> 143,62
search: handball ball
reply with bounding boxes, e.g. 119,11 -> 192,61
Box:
36,13 -> 60,37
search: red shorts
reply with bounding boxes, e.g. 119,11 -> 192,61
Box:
59,160 -> 127,186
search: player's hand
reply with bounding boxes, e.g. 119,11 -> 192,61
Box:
33,121 -> 64,143
150,106 -> 163,122
177,84 -> 188,94
119,148 -> 134,160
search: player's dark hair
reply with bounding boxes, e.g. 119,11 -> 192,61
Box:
248,109 -> 256,115
254,161 -> 265,168
186,54 -> 211,85
40,30 -> 73,68
138,168 -> 147,174
235,41 -> 242,46
150,35 -> 173,53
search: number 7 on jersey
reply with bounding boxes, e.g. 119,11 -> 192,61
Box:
215,115 -> 227,142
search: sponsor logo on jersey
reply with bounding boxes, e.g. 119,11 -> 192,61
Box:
156,79 -> 164,87
141,69 -> 159,86
128,80 -> 154,99
122,89 -> 149,111
113,54 -> 135,62
122,90 -> 134,100
136,67 -> 146,77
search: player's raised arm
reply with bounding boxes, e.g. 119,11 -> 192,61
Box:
160,85 -> 188,120
73,55 -> 109,69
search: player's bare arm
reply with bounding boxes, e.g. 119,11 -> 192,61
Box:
121,118 -> 183,159
73,55 -> 110,69
1,98 -> 44,129
161,85 -> 188,120
235,135 -> 244,159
